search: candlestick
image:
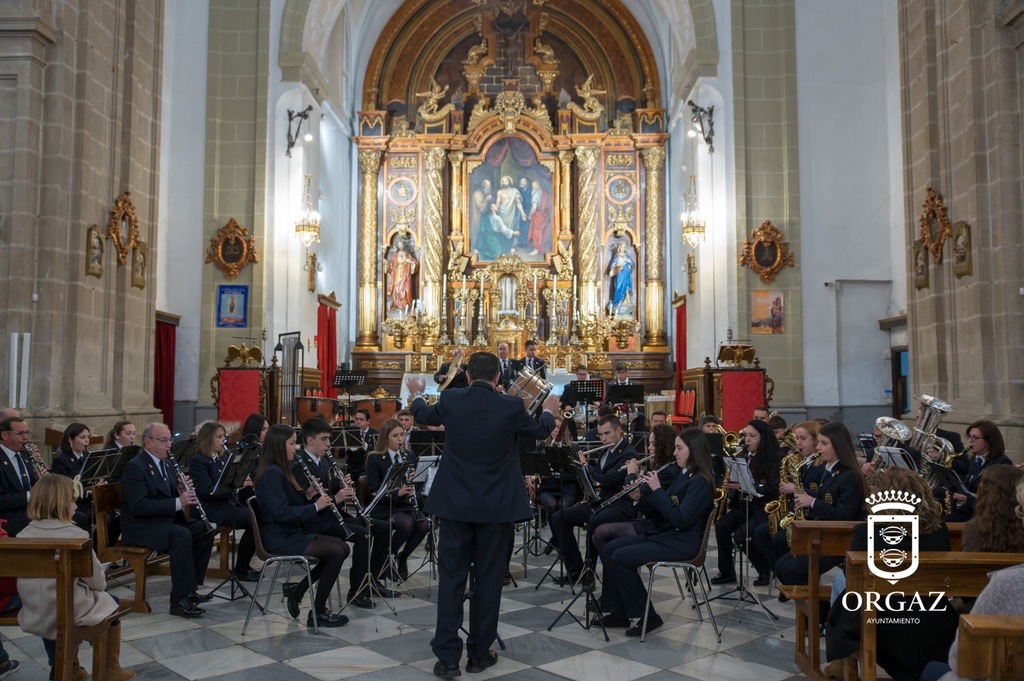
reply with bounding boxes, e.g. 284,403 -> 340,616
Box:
463,275 -> 467,290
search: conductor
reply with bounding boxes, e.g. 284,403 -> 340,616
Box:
408,352 -> 560,678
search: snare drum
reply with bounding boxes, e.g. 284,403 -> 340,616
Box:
507,366 -> 553,415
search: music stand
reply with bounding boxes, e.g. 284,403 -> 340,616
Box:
101,446 -> 139,482
408,430 -> 445,458
517,443 -> 560,574
924,460 -> 976,504
79,448 -> 122,484
875,446 -> 919,472
205,441 -> 263,603
607,383 -> 644,406
568,380 -> 604,430
333,368 -> 368,427
528,445 -> 580,585
858,434 -> 877,460
707,457 -> 779,631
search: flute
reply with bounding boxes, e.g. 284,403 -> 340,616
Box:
597,463 -> 674,510
618,454 -> 654,472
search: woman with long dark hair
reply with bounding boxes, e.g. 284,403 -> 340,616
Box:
253,424 -> 350,627
241,413 -> 270,445
711,419 -> 780,585
961,464 -> 1024,553
51,422 -> 95,531
598,428 -> 716,635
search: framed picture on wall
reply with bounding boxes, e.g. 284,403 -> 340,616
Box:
216,284 -> 248,328
913,239 -> 929,290
952,221 -> 972,278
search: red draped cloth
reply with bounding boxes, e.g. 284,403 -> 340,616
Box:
317,302 -> 338,398
674,301 -> 687,420
527,188 -> 552,253
155,320 -> 176,429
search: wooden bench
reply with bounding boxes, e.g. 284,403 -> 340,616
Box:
779,520 -> 964,680
845,551 -> 1024,681
0,536 -> 130,681
956,613 -> 1024,681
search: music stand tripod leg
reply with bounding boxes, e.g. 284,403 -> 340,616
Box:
545,505 -> 610,641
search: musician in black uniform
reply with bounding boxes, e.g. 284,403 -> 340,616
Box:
773,421 -> 866,587
0,416 -> 41,536
292,418 -> 397,608
345,408 -> 378,481
50,422 -> 95,531
710,419 -> 780,586
119,423 -> 215,618
253,424 -> 350,627
951,420 -> 1012,521
365,419 -> 430,581
548,415 -> 638,585
599,428 -> 716,635
407,352 -> 558,678
188,422 -> 258,582
435,348 -> 470,391
496,342 -> 516,390
513,339 -> 546,378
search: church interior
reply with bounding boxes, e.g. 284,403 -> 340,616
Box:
1,0 -> 1024,679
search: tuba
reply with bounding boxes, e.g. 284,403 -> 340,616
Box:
908,394 -> 955,466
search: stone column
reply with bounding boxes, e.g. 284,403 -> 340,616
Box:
642,146 -> 668,347
422,147 -> 446,344
356,150 -> 382,348
575,146 -> 599,314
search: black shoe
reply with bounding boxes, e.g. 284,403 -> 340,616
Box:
234,568 -> 260,582
579,571 -> 596,589
710,572 -> 737,585
591,611 -> 630,628
348,592 -> 374,609
626,613 -> 663,637
169,597 -> 204,618
0,658 -> 21,677
466,651 -> 498,673
752,574 -> 772,587
373,582 -> 401,598
188,591 -> 214,603
433,661 -> 461,679
543,542 -> 555,555
282,582 -> 302,619
552,570 -> 581,587
397,557 -> 410,581
778,592 -> 791,603
502,573 -> 512,587
307,609 -> 348,628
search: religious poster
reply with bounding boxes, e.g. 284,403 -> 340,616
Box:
217,284 -> 248,328
751,289 -> 784,334
603,237 -> 637,318
385,233 -> 419,316
468,136 -> 553,262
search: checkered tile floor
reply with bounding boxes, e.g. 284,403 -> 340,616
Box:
0,530 -> 817,680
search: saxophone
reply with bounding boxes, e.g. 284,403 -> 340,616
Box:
781,453 -> 820,545
766,451 -> 799,538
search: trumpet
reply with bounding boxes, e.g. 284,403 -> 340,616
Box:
294,452 -> 354,539
598,463 -> 674,510
165,454 -> 218,534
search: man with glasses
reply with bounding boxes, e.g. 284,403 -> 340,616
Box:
120,422 -> 215,618
0,416 -> 40,536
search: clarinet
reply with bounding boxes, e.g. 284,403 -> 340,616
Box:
165,454 -> 218,534
294,453 -> 354,539
398,446 -> 421,518
324,451 -> 365,516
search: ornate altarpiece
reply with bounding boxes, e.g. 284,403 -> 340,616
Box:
352,0 -> 672,391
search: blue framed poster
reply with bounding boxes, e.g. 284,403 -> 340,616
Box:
216,285 -> 248,328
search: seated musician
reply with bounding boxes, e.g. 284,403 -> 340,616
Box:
188,421 -> 258,582
253,424 -> 350,627
435,348 -> 469,391
710,419 -> 780,587
768,415 -> 788,444
592,424 -> 681,554
241,413 -> 270,445
365,418 -> 430,582
0,416 -> 42,536
824,467 -> 959,681
949,419 -> 1012,521
598,428 -> 715,636
293,417 -> 397,608
920,477 -> 1024,681
535,415 -> 580,549
104,421 -> 136,450
345,408 -> 378,482
548,415 -> 637,586
773,422 -> 867,589
582,405 -> 615,442
119,423 -> 215,618
50,422 -> 97,531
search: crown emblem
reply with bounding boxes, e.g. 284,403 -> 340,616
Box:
866,489 -> 921,514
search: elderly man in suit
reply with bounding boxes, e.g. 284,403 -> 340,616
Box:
408,352 -> 559,678
0,416 -> 41,536
120,422 -> 215,618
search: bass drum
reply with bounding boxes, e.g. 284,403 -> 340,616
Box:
352,397 -> 400,430
295,396 -> 341,425
506,366 -> 553,416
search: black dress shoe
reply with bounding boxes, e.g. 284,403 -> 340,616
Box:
552,570 -> 581,587
432,661 -> 461,678
373,582 -> 401,598
752,574 -> 772,587
466,651 -> 498,673
348,592 -> 374,609
282,582 -> 302,619
234,568 -> 260,582
397,557 -> 410,581
543,542 -> 555,555
590,611 -> 630,628
502,574 -> 512,587
625,613 -> 663,637
307,609 -> 348,628
169,597 -> 204,618
710,572 -> 737,585
188,591 -> 214,603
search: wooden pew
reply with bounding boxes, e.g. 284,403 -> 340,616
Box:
0,536 -> 127,681
779,521 -> 964,680
956,613 -> 1024,681
845,551 -> 1024,681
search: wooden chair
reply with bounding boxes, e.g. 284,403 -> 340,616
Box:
639,510 -> 720,642
956,613 -> 1024,681
241,496 -> 319,634
92,482 -> 158,613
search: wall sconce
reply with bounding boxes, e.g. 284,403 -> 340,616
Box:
295,174 -> 321,248
286,105 -> 314,157
687,100 -> 714,153
681,174 -> 705,249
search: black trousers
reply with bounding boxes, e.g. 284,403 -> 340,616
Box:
341,517 -> 390,595
159,516 -> 215,601
714,504 -> 770,577
549,502 -> 635,574
432,519 -> 512,668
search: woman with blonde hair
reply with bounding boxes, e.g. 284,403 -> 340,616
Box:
17,474 -> 135,681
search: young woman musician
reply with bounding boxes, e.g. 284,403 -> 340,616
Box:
253,424 -> 350,627
104,421 -> 136,450
51,422 -> 94,532
598,428 -> 715,636
188,421 -> 258,581
241,413 -> 270,445
365,418 -> 430,581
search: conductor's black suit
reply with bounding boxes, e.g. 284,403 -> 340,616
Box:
410,380 -> 554,670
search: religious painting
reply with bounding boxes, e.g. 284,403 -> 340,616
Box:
131,242 -> 148,290
601,237 -> 636,318
385,232 -> 419,316
85,225 -> 104,278
751,289 -> 784,335
468,137 -> 554,263
952,221 -> 972,278
216,285 -> 248,328
913,239 -> 929,290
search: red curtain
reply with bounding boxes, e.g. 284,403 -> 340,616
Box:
673,301 -> 687,418
317,303 -> 338,398
154,320 -> 176,429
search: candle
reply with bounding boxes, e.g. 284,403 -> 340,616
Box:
533,272 -> 538,291
442,273 -> 447,293
463,275 -> 467,293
